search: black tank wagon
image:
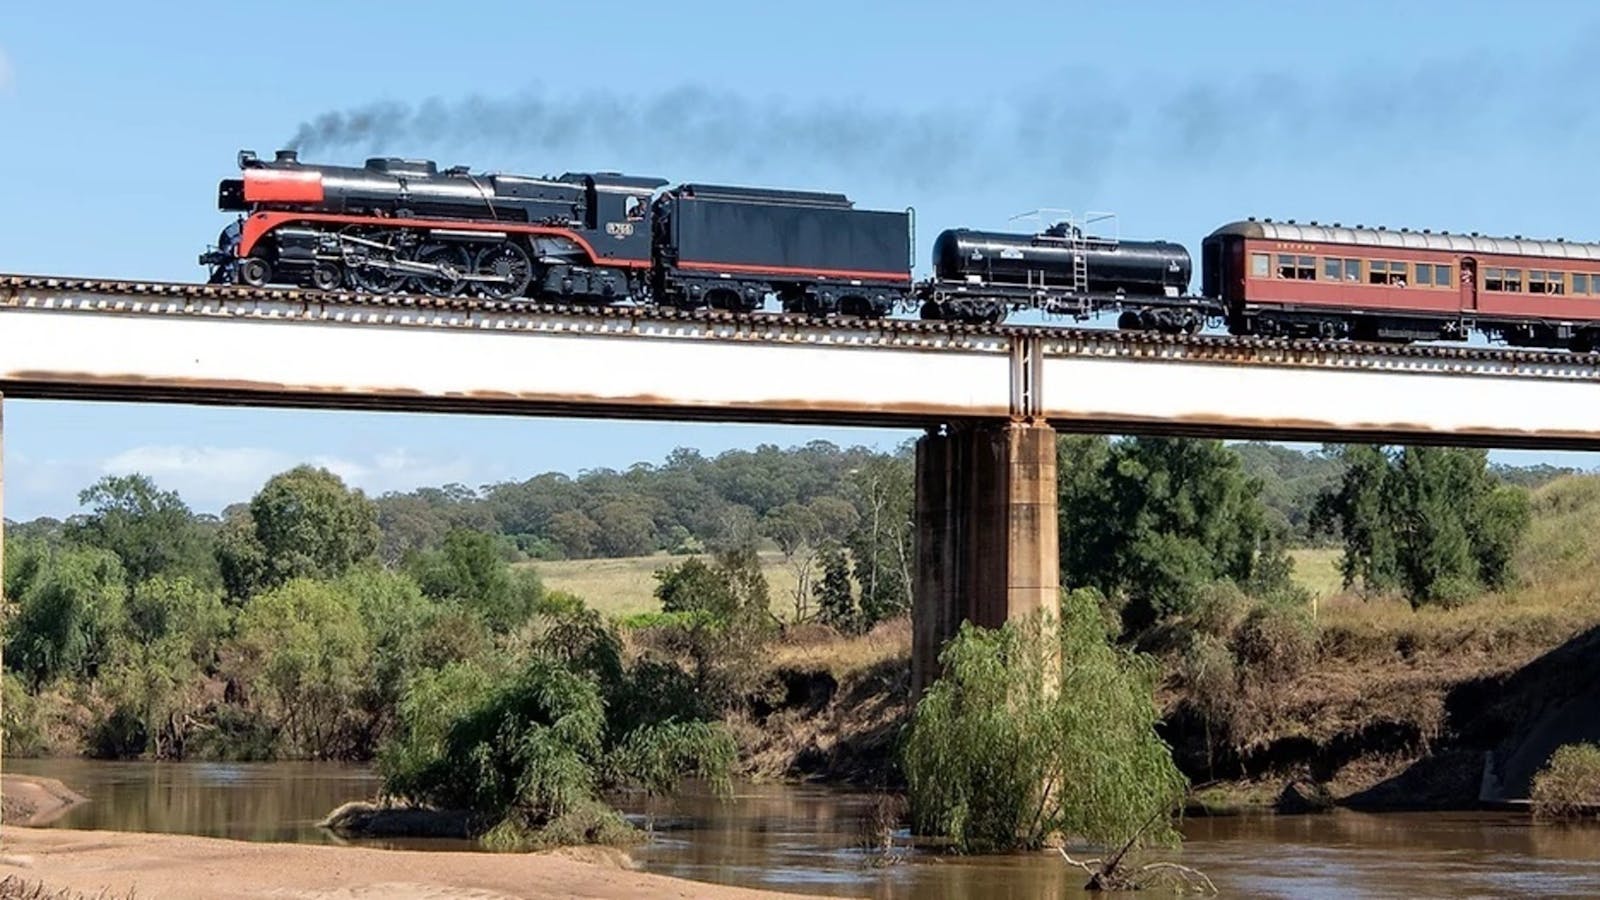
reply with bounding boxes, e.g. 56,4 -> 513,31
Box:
917,222 -> 1200,329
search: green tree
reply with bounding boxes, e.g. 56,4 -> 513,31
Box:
1317,445 -> 1530,607
226,466 -> 380,596
68,474 -> 216,585
406,529 -> 543,633
380,654 -> 734,850
590,500 -> 656,558
1060,437 -> 1280,632
96,575 -> 232,759
903,589 -> 1187,854
845,455 -> 913,628
546,509 -> 600,559
337,566 -> 436,749
229,577 -> 372,757
6,546 -> 127,687
654,557 -> 738,620
126,575 -> 230,663
813,544 -> 857,633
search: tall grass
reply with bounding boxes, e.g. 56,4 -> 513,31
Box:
1531,743 -> 1600,822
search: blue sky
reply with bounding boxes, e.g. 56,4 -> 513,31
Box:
0,1 -> 1596,519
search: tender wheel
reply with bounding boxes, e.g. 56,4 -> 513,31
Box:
239,256 -> 271,288
412,243 -> 471,297
310,262 -> 342,292
474,241 -> 533,300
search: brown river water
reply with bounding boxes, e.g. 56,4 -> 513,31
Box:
12,758 -> 1600,898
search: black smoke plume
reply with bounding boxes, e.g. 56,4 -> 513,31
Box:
286,85 -> 987,187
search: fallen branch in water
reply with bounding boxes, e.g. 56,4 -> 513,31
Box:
1059,847 -> 1217,894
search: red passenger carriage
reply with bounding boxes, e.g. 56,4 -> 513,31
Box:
1203,220 -> 1600,351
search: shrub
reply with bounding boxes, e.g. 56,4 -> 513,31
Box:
1532,743 -> 1600,822
1230,604 -> 1316,682
380,624 -> 735,850
1189,581 -> 1251,639
902,591 -> 1187,853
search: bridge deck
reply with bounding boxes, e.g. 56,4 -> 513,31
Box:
2,274 -> 1598,447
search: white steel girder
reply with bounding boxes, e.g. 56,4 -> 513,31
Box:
2,275 -> 1600,448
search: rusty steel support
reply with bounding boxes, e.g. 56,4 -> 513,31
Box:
911,418 -> 1060,698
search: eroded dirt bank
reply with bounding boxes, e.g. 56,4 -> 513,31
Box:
0,826 -> 840,900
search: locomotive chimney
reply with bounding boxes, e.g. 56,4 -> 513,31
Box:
275,149 -> 299,164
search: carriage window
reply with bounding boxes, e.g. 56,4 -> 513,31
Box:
1277,255 -> 1313,279
1575,273 -> 1590,294
1528,271 -> 1564,295
1324,258 -> 1361,282
1252,253 -> 1270,277
1434,264 -> 1452,286
1415,264 -> 1433,286
1486,268 -> 1523,292
1369,260 -> 1409,286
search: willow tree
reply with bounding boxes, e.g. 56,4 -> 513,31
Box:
903,588 -> 1187,854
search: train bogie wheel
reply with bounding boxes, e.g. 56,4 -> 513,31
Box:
310,263 -> 342,292
474,242 -> 533,300
239,256 -> 271,288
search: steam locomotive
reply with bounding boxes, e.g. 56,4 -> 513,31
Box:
199,150 -> 1195,327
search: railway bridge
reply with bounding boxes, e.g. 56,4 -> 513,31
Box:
4,273 -> 1600,690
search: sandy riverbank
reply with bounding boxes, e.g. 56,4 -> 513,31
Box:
1,775 -> 85,827
0,825 -> 839,900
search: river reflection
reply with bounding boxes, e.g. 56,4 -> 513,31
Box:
13,759 -> 1600,898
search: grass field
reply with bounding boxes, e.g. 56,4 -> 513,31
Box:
1289,547 -> 1344,600
534,544 -> 1347,620
521,551 -> 803,619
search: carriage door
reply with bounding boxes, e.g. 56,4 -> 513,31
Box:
1460,257 -> 1478,312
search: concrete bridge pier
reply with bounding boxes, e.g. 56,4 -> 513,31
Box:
911,419 -> 1060,697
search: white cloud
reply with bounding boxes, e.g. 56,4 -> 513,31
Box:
97,444 -> 477,513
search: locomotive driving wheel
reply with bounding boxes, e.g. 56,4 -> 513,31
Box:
340,225 -> 410,295
473,241 -> 533,300
412,242 -> 471,297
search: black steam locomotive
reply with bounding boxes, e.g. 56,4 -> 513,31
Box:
200,150 -> 1197,327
